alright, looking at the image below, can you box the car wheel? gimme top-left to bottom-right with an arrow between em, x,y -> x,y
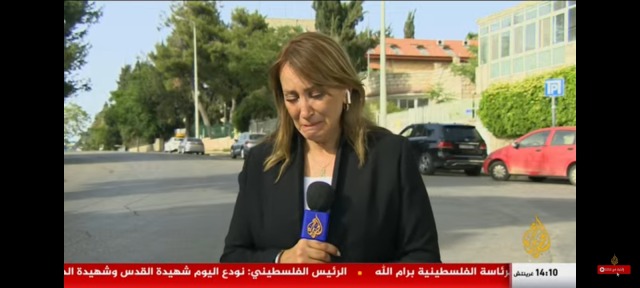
464,167 -> 482,176
418,153 -> 436,175
240,148 -> 245,159
528,176 -> 547,182
230,149 -> 236,159
568,164 -> 576,185
489,161 -> 510,181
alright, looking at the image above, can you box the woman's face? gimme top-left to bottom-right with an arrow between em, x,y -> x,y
280,63 -> 346,145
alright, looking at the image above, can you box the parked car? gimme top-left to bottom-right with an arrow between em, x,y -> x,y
164,137 -> 184,153
399,123 -> 487,176
483,126 -> 576,185
231,132 -> 266,159
178,137 -> 205,155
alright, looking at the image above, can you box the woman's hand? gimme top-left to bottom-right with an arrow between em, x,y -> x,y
279,239 -> 341,263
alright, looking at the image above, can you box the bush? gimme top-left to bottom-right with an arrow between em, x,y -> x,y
478,65 -> 576,139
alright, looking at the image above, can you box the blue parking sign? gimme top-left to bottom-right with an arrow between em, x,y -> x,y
545,78 -> 565,97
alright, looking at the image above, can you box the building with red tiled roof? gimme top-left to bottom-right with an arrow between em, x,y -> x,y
364,38 -> 477,109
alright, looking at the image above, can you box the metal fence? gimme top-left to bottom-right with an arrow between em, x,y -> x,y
249,118 -> 277,134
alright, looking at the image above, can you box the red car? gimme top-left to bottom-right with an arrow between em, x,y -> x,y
483,126 -> 576,185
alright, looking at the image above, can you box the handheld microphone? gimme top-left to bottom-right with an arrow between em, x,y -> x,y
301,181 -> 334,242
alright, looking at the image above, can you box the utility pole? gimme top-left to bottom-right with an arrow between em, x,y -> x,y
193,22 -> 199,138
379,1 -> 387,127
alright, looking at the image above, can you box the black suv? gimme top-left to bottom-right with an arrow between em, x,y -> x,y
399,123 -> 487,176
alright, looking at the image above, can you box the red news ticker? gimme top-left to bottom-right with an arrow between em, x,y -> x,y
64,263 -> 511,288
597,265 -> 631,275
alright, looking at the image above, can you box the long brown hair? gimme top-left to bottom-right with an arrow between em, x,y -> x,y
265,32 -> 376,181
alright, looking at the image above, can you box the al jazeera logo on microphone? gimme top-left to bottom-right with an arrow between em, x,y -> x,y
307,214 -> 323,239
301,181 -> 333,242
302,212 -> 329,241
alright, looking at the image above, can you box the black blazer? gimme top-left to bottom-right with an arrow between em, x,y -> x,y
220,128 -> 441,263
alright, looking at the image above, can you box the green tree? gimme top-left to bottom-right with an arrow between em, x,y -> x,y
232,87 -> 277,132
449,32 -> 478,84
151,1 -> 228,135
64,1 -> 102,100
226,9 -> 300,127
107,61 -> 173,146
83,103 -> 122,150
425,82 -> 454,104
64,103 -> 91,144
404,9 -> 416,39
313,0 -> 381,72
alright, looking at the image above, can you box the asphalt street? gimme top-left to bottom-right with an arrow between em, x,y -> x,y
64,151 -> 575,263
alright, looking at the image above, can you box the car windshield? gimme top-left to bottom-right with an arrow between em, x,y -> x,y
443,126 -> 482,141
186,138 -> 202,143
249,134 -> 265,140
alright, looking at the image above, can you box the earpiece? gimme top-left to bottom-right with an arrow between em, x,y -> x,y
346,89 -> 351,104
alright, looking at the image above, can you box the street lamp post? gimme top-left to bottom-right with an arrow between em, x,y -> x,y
192,22 -> 199,138
379,0 -> 387,127
182,1 -> 200,138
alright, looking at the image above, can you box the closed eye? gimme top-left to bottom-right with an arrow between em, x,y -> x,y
284,94 -> 298,102
310,92 -> 324,99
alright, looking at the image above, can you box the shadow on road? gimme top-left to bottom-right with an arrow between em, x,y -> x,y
64,201 -> 234,263
64,174 -> 239,202
64,152 -> 221,165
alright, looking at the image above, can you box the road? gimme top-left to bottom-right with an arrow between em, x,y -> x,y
64,152 -> 575,263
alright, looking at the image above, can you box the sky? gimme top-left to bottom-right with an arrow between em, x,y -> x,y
67,1 -> 521,119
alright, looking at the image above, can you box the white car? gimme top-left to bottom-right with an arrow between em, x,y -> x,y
164,137 -> 184,153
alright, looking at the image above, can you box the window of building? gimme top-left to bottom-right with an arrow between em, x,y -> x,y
417,45 -> 429,55
513,56 -> 524,73
491,63 -> 500,78
480,36 -> 488,64
569,1 -> 576,6
491,34 -> 499,61
554,13 -> 565,44
538,50 -> 551,68
569,7 -> 576,42
553,1 -> 567,11
501,31 -> 510,58
526,7 -> 538,20
501,16 -> 512,28
514,11 -> 524,25
514,26 -> 524,54
539,17 -> 551,48
490,21 -> 501,32
553,46 -> 566,66
397,99 -> 415,109
443,45 -> 456,57
539,3 -> 551,16
480,26 -> 489,35
525,23 -> 536,51
391,45 -> 401,55
417,99 -> 429,107
525,53 -> 537,71
501,60 -> 512,77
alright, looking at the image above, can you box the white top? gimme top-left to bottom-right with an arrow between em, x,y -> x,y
303,176 -> 332,210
